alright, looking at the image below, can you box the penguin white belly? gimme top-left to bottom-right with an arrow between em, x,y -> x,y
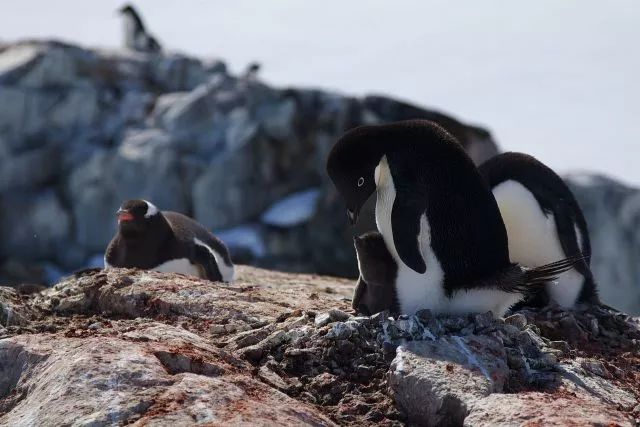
375,157 -> 518,317
152,258 -> 204,278
122,15 -> 137,49
492,180 -> 583,307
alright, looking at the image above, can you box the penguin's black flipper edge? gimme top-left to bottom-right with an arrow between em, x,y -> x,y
192,244 -> 223,282
553,206 -> 593,280
391,196 -> 426,274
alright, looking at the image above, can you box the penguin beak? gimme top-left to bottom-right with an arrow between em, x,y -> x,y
117,209 -> 134,222
347,208 -> 359,226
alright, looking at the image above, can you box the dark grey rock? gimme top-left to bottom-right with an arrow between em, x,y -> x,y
0,190 -> 70,261
504,313 -> 527,330
389,336 -> 508,426
567,174 -> 640,314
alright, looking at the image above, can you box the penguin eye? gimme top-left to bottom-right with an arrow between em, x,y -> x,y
357,177 -> 365,187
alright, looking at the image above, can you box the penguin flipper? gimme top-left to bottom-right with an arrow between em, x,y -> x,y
391,196 -> 427,274
554,207 -> 593,280
192,244 -> 223,282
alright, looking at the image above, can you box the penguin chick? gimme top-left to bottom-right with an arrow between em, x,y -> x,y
352,231 -> 400,316
478,152 -> 598,307
327,120 -> 582,316
104,199 -> 235,282
119,4 -> 162,53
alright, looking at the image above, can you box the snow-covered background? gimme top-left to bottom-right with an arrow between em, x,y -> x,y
1,0 -> 638,184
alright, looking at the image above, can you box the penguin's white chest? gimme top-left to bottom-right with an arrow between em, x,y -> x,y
374,157 -> 446,315
152,258 -> 204,278
122,15 -> 137,48
492,180 -> 584,307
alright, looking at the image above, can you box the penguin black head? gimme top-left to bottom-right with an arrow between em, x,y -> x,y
326,128 -> 384,225
352,231 -> 398,315
116,199 -> 161,238
118,4 -> 136,15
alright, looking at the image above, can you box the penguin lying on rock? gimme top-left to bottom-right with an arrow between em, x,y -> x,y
105,199 -> 235,282
478,152 -> 599,308
327,120 -> 583,317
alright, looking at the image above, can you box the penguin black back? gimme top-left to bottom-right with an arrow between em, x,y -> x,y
328,120 -> 511,294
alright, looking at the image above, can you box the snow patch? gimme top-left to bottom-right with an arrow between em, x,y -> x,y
260,188 -> 321,228
215,224 -> 266,258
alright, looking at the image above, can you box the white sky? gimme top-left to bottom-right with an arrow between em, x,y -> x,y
1,0 -> 638,185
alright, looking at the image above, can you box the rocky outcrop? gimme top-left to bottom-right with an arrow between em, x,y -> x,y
568,174 -> 640,314
1,268 -> 638,425
0,40 -> 497,286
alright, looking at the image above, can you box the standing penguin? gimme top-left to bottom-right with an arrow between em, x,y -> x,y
118,4 -> 162,53
478,152 -> 598,307
243,62 -> 261,82
105,199 -> 235,282
327,120 -> 581,316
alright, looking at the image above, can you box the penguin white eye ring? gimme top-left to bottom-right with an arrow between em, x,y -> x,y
357,177 -> 365,187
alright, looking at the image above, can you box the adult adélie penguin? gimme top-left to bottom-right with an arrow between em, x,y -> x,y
327,119 -> 582,317
478,152 -> 599,308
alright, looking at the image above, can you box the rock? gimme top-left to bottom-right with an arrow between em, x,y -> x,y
0,190 -> 71,262
557,361 -> 637,410
0,146 -> 59,191
1,268 -> 638,425
0,323 -> 334,426
567,174 -> 640,314
0,287 -> 38,327
389,336 -> 509,426
504,313 -> 527,330
578,357 -> 612,379
465,392 -> 634,427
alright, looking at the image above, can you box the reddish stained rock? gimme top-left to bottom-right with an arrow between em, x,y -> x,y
0,323 -> 334,426
1,267 -> 639,426
465,390 -> 634,427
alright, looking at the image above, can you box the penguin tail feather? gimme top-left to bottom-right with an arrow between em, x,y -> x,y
500,255 -> 587,295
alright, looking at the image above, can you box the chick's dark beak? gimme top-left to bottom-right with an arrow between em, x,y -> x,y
347,208 -> 359,226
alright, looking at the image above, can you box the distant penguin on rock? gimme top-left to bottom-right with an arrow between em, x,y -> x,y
243,62 -> 261,82
105,199 -> 235,282
327,120 -> 582,317
478,152 -> 598,307
118,4 -> 162,53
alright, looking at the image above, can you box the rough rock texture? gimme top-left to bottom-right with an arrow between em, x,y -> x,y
0,39 -> 497,286
1,268 -> 638,426
568,174 -> 640,314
